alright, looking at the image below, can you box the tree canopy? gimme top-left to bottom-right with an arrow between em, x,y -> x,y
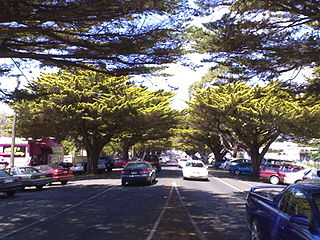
0,0 -> 191,76
192,0 -> 320,81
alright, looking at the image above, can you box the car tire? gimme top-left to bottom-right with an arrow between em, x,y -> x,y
121,180 -> 126,186
234,170 -> 241,175
36,185 -> 44,190
106,167 -> 112,172
6,191 -> 15,197
61,181 -> 68,185
269,176 -> 280,185
251,219 -> 262,240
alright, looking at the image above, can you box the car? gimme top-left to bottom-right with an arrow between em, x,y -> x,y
113,158 -> 129,168
97,160 -> 106,173
0,170 -> 23,196
246,183 -> 320,240
34,164 -> 73,185
159,155 -> 170,164
259,163 -> 306,185
229,162 -> 252,175
99,156 -> 115,172
57,162 -> 74,169
70,162 -> 87,174
121,161 -> 156,186
177,158 -> 188,168
302,168 -> 320,182
143,154 -> 161,171
6,166 -> 54,190
224,158 -> 251,170
182,160 -> 208,180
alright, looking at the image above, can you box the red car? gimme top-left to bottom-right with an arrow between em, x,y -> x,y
35,164 -> 74,185
114,158 -> 129,168
259,164 -> 304,185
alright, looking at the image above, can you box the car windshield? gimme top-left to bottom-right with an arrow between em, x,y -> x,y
125,163 -> 149,169
47,164 -> 63,169
19,167 -> 40,174
0,170 -> 11,177
186,162 -> 204,168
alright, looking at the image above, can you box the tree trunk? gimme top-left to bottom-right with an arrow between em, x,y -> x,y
122,142 -> 130,160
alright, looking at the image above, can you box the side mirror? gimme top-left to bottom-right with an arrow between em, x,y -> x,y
289,215 -> 310,226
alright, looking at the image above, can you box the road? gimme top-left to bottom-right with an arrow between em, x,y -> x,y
0,162 -> 272,240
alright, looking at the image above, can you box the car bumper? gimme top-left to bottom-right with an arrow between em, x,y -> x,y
22,178 -> 53,187
183,174 -> 208,180
53,175 -> 74,182
0,183 -> 23,192
121,174 -> 151,183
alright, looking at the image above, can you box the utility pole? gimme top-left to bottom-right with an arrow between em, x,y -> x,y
9,75 -> 21,167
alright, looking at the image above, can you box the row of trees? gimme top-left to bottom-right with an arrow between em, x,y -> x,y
11,68 -> 179,173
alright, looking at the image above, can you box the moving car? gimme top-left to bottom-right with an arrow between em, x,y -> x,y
35,164 -> 73,185
229,162 -> 252,175
182,160 -> 208,180
6,166 -> 53,190
121,161 -> 156,186
0,170 -> 23,196
246,183 -> 320,240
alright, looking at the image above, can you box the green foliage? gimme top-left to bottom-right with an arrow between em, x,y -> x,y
0,0 -> 192,77
192,0 -> 320,82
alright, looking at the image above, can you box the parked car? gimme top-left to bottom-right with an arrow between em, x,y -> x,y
224,158 -> 251,170
259,164 -> 306,185
114,158 -> 129,168
121,161 -> 156,186
70,162 -> 87,174
143,154 -> 161,172
57,162 -> 74,169
159,155 -> 170,164
0,170 -> 23,196
99,156 -> 115,172
229,162 -> 252,175
182,160 -> 208,180
34,164 -> 73,185
6,166 -> 53,190
246,183 -> 320,240
302,168 -> 320,182
177,158 -> 188,168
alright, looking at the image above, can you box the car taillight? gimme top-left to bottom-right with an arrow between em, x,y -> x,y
141,169 -> 148,174
121,170 -> 125,174
302,177 -> 308,181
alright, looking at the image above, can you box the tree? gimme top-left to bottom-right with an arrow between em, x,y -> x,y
12,68 -> 166,173
192,0 -> 320,82
111,90 -> 179,159
0,0 -> 191,77
190,82 -> 309,176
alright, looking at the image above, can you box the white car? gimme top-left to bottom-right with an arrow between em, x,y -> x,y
177,158 -> 188,168
182,160 -> 208,180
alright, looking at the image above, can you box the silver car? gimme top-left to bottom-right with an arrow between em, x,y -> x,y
7,167 -> 54,190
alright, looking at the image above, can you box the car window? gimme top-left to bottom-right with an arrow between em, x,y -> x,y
0,170 -> 11,177
20,167 -> 40,174
279,188 -> 312,219
186,162 -> 204,167
125,163 -> 149,169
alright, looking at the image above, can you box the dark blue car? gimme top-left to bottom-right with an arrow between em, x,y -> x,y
246,183 -> 320,240
229,162 -> 252,175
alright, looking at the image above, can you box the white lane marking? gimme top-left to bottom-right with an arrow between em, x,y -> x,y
174,183 -> 207,240
212,177 -> 245,193
0,186 -> 117,240
145,182 -> 174,240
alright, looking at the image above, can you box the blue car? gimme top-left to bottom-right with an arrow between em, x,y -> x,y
246,183 -> 320,240
229,162 -> 252,175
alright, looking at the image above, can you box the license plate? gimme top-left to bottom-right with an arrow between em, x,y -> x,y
131,171 -> 137,174
5,179 -> 13,183
40,175 -> 46,178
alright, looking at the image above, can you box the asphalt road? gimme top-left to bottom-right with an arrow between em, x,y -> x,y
0,162 -> 272,240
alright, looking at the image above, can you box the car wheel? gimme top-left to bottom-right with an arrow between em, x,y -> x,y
36,185 -> 44,190
106,167 -> 112,172
6,191 -> 15,197
234,170 -> 241,175
251,219 -> 262,240
269,176 -> 280,185
61,181 -> 68,185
